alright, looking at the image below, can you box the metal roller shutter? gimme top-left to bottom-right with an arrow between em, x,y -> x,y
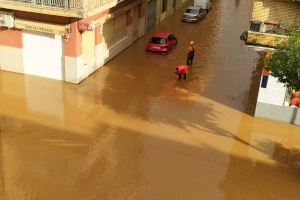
147,0 -> 156,31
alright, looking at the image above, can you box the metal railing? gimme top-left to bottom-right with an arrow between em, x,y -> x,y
0,0 -> 83,9
0,0 -> 115,11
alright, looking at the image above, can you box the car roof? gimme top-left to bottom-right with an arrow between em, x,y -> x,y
151,32 -> 171,38
187,6 -> 201,10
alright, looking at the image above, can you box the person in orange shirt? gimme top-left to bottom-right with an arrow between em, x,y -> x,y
290,97 -> 300,108
175,65 -> 189,80
186,41 -> 195,67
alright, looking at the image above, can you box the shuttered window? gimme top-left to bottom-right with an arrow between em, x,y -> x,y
103,13 -> 127,48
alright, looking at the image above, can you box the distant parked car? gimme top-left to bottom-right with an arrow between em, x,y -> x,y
194,0 -> 213,11
182,6 -> 207,23
146,32 -> 177,54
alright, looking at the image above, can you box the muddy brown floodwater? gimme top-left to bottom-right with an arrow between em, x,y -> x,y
1,0 -> 300,199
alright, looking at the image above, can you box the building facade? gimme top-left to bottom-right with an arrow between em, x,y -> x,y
0,0 -> 186,83
0,0 -> 148,83
246,0 -> 300,125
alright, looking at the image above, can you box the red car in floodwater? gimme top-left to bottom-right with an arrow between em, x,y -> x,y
146,32 -> 177,54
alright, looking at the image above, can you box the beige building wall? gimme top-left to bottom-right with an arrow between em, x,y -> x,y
252,0 -> 300,29
82,30 -> 96,67
64,56 -> 84,83
0,46 -> 24,73
0,28 -> 24,74
65,1 -> 146,83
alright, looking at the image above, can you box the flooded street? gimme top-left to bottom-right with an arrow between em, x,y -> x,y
1,0 -> 300,199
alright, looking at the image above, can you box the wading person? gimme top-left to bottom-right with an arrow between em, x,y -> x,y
186,41 -> 195,67
175,65 -> 189,80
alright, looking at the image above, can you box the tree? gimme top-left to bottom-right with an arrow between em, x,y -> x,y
265,30 -> 300,91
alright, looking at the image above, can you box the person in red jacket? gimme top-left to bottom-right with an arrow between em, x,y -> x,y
175,65 -> 189,80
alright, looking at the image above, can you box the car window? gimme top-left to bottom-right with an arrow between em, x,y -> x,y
186,9 -> 199,14
199,8 -> 206,13
151,37 -> 167,44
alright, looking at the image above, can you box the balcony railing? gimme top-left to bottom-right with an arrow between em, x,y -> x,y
1,0 -> 83,9
0,0 -> 117,17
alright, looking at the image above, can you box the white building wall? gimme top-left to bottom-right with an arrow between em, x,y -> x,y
257,75 -> 287,106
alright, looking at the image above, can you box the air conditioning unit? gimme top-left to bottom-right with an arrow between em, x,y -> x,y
0,11 -> 14,28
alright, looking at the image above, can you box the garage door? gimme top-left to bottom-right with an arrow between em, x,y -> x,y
147,0 -> 156,31
23,31 -> 63,80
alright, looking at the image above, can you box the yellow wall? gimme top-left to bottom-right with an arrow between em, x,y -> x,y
252,0 -> 300,29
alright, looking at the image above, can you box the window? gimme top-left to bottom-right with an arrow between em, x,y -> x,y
186,9 -> 199,14
151,37 -> 167,44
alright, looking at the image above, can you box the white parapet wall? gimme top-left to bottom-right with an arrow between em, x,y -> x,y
255,102 -> 300,125
255,74 -> 300,125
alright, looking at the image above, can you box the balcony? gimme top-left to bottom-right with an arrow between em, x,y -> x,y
246,20 -> 291,48
246,31 -> 288,48
0,0 -> 118,18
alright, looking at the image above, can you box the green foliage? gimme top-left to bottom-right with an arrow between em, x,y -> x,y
265,30 -> 300,90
